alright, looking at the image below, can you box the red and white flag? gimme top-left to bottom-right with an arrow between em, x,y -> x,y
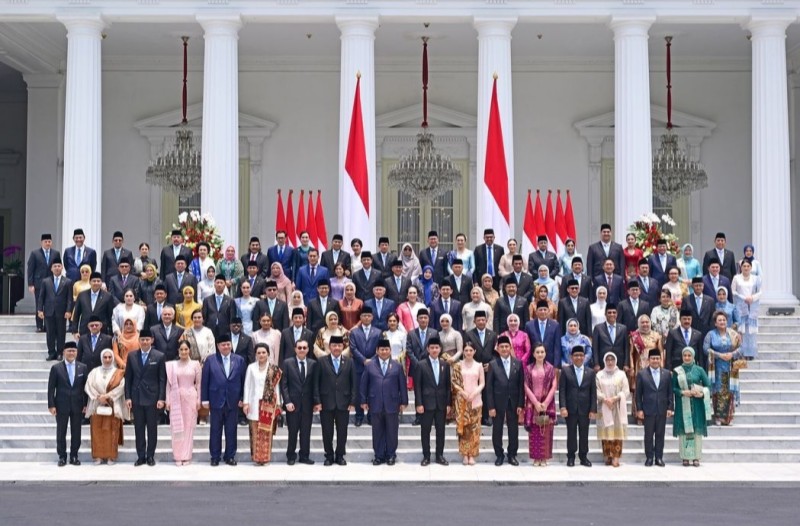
480,76 -> 512,243
544,190 -> 556,250
275,190 -> 287,242
555,190 -> 567,256
343,75 -> 371,249
306,190 -> 318,250
521,190 -> 537,256
315,191 -> 329,251
565,190 -> 577,243
533,190 -> 545,241
286,190 -> 297,247
296,189 -> 306,240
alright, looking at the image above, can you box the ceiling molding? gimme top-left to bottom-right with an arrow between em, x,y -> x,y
133,102 -> 278,139
0,22 -> 63,74
377,101 -> 477,128
574,103 -> 717,137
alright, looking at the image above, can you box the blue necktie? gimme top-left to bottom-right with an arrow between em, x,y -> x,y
76,248 -> 82,265
540,322 -> 546,339
381,360 -> 387,376
503,358 -> 510,378
216,296 -> 222,311
67,362 -> 74,386
224,355 -> 230,378
45,250 -> 49,265
91,334 -> 98,350
141,352 -> 148,366
576,367 -> 583,385
609,324 -> 615,343
91,293 -> 98,310
479,331 -> 485,346
420,330 -> 426,347
177,273 -> 183,288
653,369 -> 660,388
487,246 -> 494,276
54,277 -> 60,291
684,329 -> 691,345
432,360 -> 439,384
334,357 -> 340,375
279,246 -> 283,258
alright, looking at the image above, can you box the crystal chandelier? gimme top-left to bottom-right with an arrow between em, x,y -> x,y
145,36 -> 201,197
388,36 -> 462,201
652,36 -> 708,204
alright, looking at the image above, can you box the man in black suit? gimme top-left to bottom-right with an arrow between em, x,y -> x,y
70,272 -> 117,337
230,318 -> 255,365
101,231 -> 133,286
558,279 -> 592,337
315,335 -> 357,466
280,308 -> 314,363
364,283 -> 395,331
27,233 -> 60,332
414,337 -> 451,466
281,339 -> 319,465
417,230 -> 448,284
240,236 -> 269,278
592,303 -> 629,371
464,311 -> 497,426
151,306 -> 181,361
160,229 -> 193,279
405,308 -> 439,375
253,280 -> 289,331
586,223 -> 624,278
144,284 -> 172,329
648,239 -> 678,287
320,234 -> 352,274
124,328 -> 167,466
63,228 -> 98,283
528,235 -> 559,280
474,228 -> 504,290
591,258 -> 626,304
635,349 -> 674,466
107,257 -> 140,302
508,255 -> 535,302
494,275 -> 530,333
702,232 -> 736,280
446,258 -> 474,305
164,255 -> 198,305
558,256 -> 591,300
702,258 -> 732,299
349,306 -> 382,427
429,282 -> 462,332
77,316 -> 112,372
372,236 -> 398,279
47,342 -> 87,466
617,281 -> 651,333
202,275 -> 234,338
37,258 -> 74,361
486,335 -> 525,466
683,276 -> 715,338
558,345 -> 597,467
306,278 -> 341,334
637,259 -> 661,307
384,260 -> 411,304
238,260 -> 266,299
665,307 -> 706,370
526,300 -> 563,367
352,251 -> 382,301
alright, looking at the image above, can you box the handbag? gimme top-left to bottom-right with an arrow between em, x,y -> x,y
96,405 -> 113,416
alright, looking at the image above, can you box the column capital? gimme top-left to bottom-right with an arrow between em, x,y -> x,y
335,16 -> 379,37
608,15 -> 655,36
57,13 -> 107,35
197,14 -> 242,36
23,73 -> 63,89
744,12 -> 796,37
473,17 -> 517,37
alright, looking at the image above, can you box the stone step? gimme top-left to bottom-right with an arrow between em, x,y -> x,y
734,370 -> 800,380
738,379 -> 800,390
0,332 -> 51,342
740,360 -> 800,370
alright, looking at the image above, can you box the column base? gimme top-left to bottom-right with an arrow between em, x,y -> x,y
759,291 -> 800,308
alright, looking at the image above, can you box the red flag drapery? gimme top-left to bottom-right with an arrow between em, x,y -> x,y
315,191 -> 329,251
565,190 -> 577,243
286,190 -> 297,247
544,190 -> 556,249
296,189 -> 306,239
555,190 -> 567,255
533,190 -> 545,239
483,77 -> 511,227
306,191 -> 318,250
275,190 -> 287,238
522,190 -> 537,256
345,76 -> 370,216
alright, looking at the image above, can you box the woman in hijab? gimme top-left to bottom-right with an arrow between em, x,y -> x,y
338,282 -> 363,330
529,284 -> 558,321
165,340 -> 202,466
560,318 -> 593,368
197,265 -> 219,302
84,349 -> 127,465
673,346 -> 712,466
175,286 -> 202,329
72,264 -> 93,302
251,314 -> 282,366
413,265 -> 439,307
288,290 -> 307,319
480,274 -> 500,309
677,243 -> 702,285
534,264 -> 558,302
138,263 -> 161,306
502,313 -> 530,365
589,286 -> 608,331
596,352 -> 630,467
714,286 -> 740,331
113,318 -> 139,370
269,262 -> 294,303
438,313 -> 464,364
399,243 -> 422,282
216,245 -> 243,294
737,244 -> 762,276
314,311 -> 351,359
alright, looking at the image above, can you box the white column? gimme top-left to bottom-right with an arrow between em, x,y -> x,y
337,16 -> 378,250
198,15 -> 241,248
747,15 -> 798,305
610,16 -> 654,242
475,17 -> 516,244
58,16 -> 104,250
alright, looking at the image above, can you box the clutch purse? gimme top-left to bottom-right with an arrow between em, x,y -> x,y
690,384 -> 704,397
732,358 -> 748,373
95,405 -> 113,416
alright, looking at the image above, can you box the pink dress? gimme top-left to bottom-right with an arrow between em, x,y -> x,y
166,360 -> 202,462
461,361 -> 483,409
503,329 -> 531,365
525,363 -> 557,461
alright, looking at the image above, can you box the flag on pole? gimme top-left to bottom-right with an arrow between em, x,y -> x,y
275,190 -> 287,241
521,190 -> 537,257
545,190 -> 556,250
481,75 -> 511,242
343,74 -> 371,248
555,190 -> 567,256
533,190 -> 545,240
296,189 -> 306,239
565,190 -> 577,243
286,190 -> 297,247
306,190 -> 318,250
315,191 -> 329,251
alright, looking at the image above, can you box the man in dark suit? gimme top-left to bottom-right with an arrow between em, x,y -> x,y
163,255 -> 198,305
414,337 -> 451,466
240,236 -> 270,278
295,249 -> 329,303
349,307 -> 382,426
364,283 -> 395,331
617,281 -> 651,333
406,308 -> 439,373
636,259 -> 661,307
592,258 -> 626,304
486,335 -> 525,466
558,256 -> 591,300
280,308 -> 315,363
429,282 -> 462,332
683,277 -> 715,338
252,280 -> 289,331
360,338 -> 408,465
101,231 -> 133,286
267,230 -> 295,281
70,272 -> 117,337
315,335 -> 357,466
63,228 -> 98,283
160,229 -> 193,278
648,239 -> 678,287
320,234 -> 352,274
47,342 -> 87,466
528,235 -> 559,280
371,236 -> 398,279
352,251 -> 382,301
306,278 -> 341,334
202,275 -> 234,338
703,258 -> 732,299
464,311 -> 497,426
558,345 -> 597,467
494,276 -> 530,334
37,258 -> 74,361
124,328 -> 167,466
384,260 -> 412,304
230,318 -> 255,365
27,233 -> 60,332
239,260 -> 267,299
76,316 -> 112,372
201,334 -> 247,466
107,257 -> 140,302
635,349 -> 674,466
445,259 -> 474,305
151,306 -> 181,361
474,228 -> 504,289
280,339 -> 319,465
592,303 -> 629,371
558,279 -> 592,337
526,300 -> 562,367
666,307 -> 706,370
702,232 -> 736,280
585,223 -> 624,278
417,230 -> 448,284
144,284 -> 172,329
508,255 -> 535,302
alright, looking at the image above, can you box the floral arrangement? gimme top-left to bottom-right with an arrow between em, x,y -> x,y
628,213 -> 680,257
166,211 -> 225,261
1,245 -> 23,275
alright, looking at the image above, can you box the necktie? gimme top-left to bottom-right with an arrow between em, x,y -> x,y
224,355 -> 230,378
503,358 -> 510,378
177,273 -> 183,288
576,367 -> 583,385
91,293 -> 97,310
540,322 -> 546,338
76,248 -> 82,265
713,277 -> 718,289
165,325 -> 171,339
157,303 -> 162,321
607,275 -> 612,287
54,277 -> 60,291
381,360 -> 387,376
653,369 -> 660,388
487,246 -> 494,276
396,277 -> 401,291
251,253 -> 256,262
115,249 -> 120,262
294,329 -> 301,342
509,296 -> 515,311
174,245 -> 179,258
279,246 -> 284,258
609,324 -> 615,343
432,248 -> 437,261
67,362 -> 74,386
250,277 -> 255,288
45,250 -> 49,265
432,360 -> 439,384
321,298 -> 327,312
376,301 -> 382,317
572,298 -> 577,313
479,330 -> 485,346
382,254 -> 387,266
311,266 -> 316,279
684,329 -> 690,345
642,280 -> 649,293
334,357 -> 340,375
122,275 -> 127,287
216,296 -> 222,311
696,296 -> 702,311
632,300 -> 638,315
91,334 -> 97,350
603,244 -> 609,257
443,300 -> 449,314
299,360 -> 306,382
420,329 -> 426,347
141,352 -> 148,366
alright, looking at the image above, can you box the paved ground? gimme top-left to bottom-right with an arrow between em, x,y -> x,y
2,484 -> 796,526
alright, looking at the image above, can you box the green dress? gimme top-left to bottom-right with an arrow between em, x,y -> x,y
672,364 -> 711,460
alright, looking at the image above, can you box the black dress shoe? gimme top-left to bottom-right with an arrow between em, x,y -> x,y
645,458 -> 654,467
335,458 -> 347,466
324,459 -> 334,466
238,418 -> 248,426
412,416 -> 421,426
134,458 -> 146,466
298,458 -> 315,465
386,457 -> 396,466
69,458 -> 80,466
210,459 -> 220,466
58,458 -> 67,467
566,458 -> 575,467
286,459 -> 296,465
507,456 -> 519,466
354,417 -> 363,427
495,456 -> 504,466
655,458 -> 666,467
372,458 -> 384,466
146,457 -> 156,466
435,456 -> 449,466
420,457 -> 430,466
225,458 -> 237,466
580,458 -> 592,467
482,418 -> 493,427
